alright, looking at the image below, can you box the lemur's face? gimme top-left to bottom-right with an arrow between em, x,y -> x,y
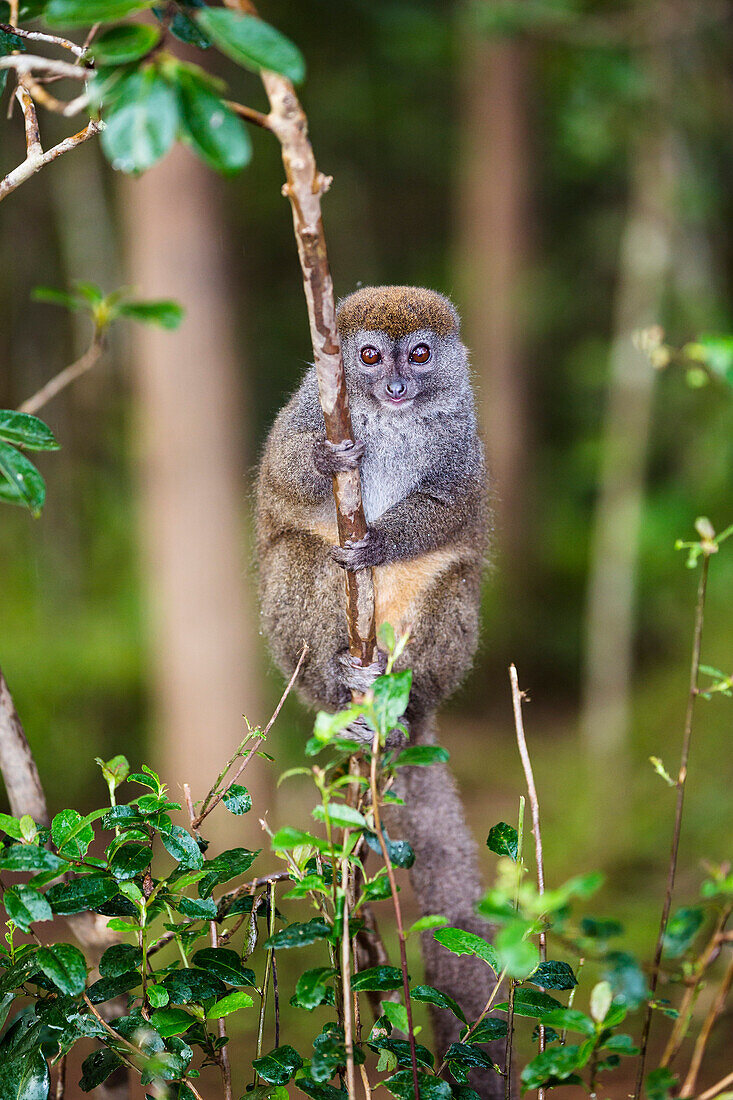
342,328 -> 466,412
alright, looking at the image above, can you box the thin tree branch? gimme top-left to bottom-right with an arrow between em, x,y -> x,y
0,23 -> 85,56
0,116 -> 101,203
193,644 -> 307,830
510,664 -> 547,1090
17,83 -> 41,157
634,556 -> 710,1097
19,331 -> 106,415
225,0 -> 376,670
679,952 -> 733,1098
0,53 -> 87,80
225,100 -> 272,130
695,1069 -> 733,1100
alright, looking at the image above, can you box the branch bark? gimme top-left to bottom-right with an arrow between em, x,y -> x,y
225,0 -> 376,668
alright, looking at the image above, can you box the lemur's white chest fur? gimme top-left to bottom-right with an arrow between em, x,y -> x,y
353,406 -> 423,523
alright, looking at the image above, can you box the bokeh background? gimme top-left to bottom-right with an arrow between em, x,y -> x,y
1,0 -> 732,1092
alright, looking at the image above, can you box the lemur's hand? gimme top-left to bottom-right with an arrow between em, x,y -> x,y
342,713 -> 408,752
331,528 -> 388,571
338,649 -> 387,693
313,437 -> 365,476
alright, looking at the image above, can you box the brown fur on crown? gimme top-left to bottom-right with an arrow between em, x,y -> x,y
336,285 -> 458,341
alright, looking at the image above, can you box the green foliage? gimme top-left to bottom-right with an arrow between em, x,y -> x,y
486,821 -> 519,860
194,8 -> 305,84
0,412 -> 59,517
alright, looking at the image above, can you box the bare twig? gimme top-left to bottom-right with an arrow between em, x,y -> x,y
19,331 -> 105,414
510,664 -> 547,1086
271,880 -> 280,1048
53,1054 -> 66,1100
634,556 -> 710,1097
438,963 -> 509,1074
695,1069 -> 733,1100
0,116 -> 101,203
17,83 -> 41,157
226,100 -> 272,130
0,664 -> 49,823
0,53 -> 87,80
341,856 -> 356,1099
0,23 -> 85,56
679,952 -> 733,1097
193,644 -> 307,830
225,0 -> 376,670
369,729 -> 420,1099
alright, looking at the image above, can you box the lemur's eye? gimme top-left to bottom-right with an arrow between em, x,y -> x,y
409,343 -> 431,365
360,346 -> 381,366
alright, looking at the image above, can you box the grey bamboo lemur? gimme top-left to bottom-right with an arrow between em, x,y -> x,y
256,286 -> 502,1095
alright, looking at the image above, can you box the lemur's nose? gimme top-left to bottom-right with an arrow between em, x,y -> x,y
386,379 -> 407,398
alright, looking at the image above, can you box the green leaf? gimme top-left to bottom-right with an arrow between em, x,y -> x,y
521,1045 -> 583,1089
101,68 -> 178,174
206,989 -> 253,1018
381,1001 -> 408,1032
160,824 -> 204,869
96,753 -> 130,790
86,970 -> 141,1004
80,1048 -> 124,1092
297,1076 -> 348,1100
174,895 -> 217,919
372,670 -> 412,733
540,1008 -> 595,1036
384,1070 -> 452,1100
312,802 -> 367,830
221,783 -> 253,815
191,947 -> 256,987
408,914 -> 448,936
645,1067 -> 678,1100
580,916 -> 623,939
529,960 -> 577,990
0,814 -> 24,841
0,443 -> 46,516
0,844 -> 64,873
601,1033 -> 639,1055
147,984 -> 169,1007
371,1038 -> 434,1071
90,23 -> 160,64
496,919 -> 540,979
271,827 -> 331,854
698,334 -> 733,388
603,951 -> 648,1010
252,1044 -> 304,1085
433,927 -> 499,973
486,821 -> 518,860
350,965 -> 403,992
0,1053 -> 50,1100
496,988 -> 563,1018
36,943 -> 87,995
117,299 -> 185,329
166,9 -> 211,49
264,918 -> 331,950
394,744 -> 449,767
0,27 -> 24,94
411,983 -> 466,1023
45,875 -> 119,914
109,841 -> 150,880
460,1017 -> 508,1043
364,828 -> 414,868
199,846 -> 259,897
45,0 -> 156,25
51,809 -> 94,859
293,967 -> 334,1010
664,907 -> 704,958
0,412 -> 59,452
195,8 -> 305,83
3,885 -> 52,931
444,1043 -> 498,1085
163,968 -> 226,1004
174,64 -> 251,175
149,1007 -> 196,1037
590,980 -> 613,1023
99,943 -> 142,978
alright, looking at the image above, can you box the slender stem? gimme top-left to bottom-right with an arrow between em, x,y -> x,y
0,53 -> 87,79
679,952 -> 733,1097
19,332 -> 105,415
634,556 -> 710,1098
509,664 -> 547,1090
0,116 -> 101,203
341,866 -> 356,1099
254,897 -> 275,1084
369,729 -> 420,1098
53,1055 -> 66,1100
226,100 -> 272,130
695,1069 -> 733,1100
193,645 -> 307,829
438,964 -> 509,1074
0,23 -> 85,56
270,879 -> 280,1048
504,796 -> 525,1100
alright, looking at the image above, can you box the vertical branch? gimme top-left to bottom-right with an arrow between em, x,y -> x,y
634,556 -> 710,1098
224,0 -> 375,668
679,953 -> 733,1098
509,665 -> 547,1089
0,665 -> 49,824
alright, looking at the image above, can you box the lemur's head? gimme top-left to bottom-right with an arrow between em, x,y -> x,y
336,286 -> 469,412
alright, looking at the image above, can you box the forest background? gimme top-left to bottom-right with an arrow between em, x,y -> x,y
0,0 -> 732,1092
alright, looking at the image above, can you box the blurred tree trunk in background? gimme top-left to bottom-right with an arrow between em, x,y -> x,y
455,17 -> 532,581
581,45 -> 677,764
121,147 -> 266,832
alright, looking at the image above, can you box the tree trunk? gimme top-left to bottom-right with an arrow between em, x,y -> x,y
121,146 -> 266,837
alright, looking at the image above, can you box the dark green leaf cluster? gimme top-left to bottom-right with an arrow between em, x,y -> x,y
0,412 -> 59,516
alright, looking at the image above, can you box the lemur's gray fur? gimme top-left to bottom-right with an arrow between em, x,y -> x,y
256,286 -> 503,1097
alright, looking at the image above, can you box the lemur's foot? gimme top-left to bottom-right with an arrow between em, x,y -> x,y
331,529 -> 388,571
313,437 -> 365,476
338,649 -> 387,693
341,714 -> 408,752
